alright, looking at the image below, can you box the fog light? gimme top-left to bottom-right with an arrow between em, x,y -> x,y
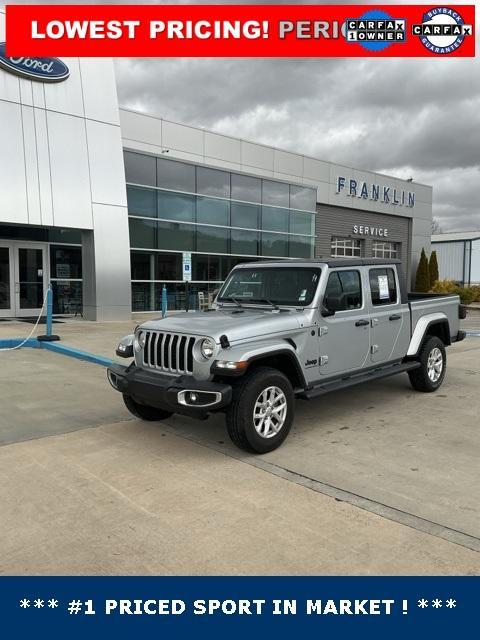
177,390 -> 222,407
107,370 -> 118,390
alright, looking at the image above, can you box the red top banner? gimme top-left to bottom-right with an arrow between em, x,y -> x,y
5,4 -> 476,57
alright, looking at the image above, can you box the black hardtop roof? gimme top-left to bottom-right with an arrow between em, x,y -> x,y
234,258 -> 402,268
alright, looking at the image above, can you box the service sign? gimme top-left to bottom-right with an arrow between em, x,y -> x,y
0,43 -> 69,82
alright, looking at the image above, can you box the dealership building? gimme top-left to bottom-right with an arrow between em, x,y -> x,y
0,32 -> 432,320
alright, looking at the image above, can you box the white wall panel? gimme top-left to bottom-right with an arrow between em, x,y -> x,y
44,58 -> 84,118
163,120 -> 204,155
33,108 -> 54,226
19,80 -> 33,107
470,240 -> 480,284
241,141 -> 274,172
0,100 -> 28,223
86,120 -> 127,207
433,242 -> 465,282
120,109 -> 162,146
204,131 -> 241,164
20,105 -> 41,225
47,111 -> 93,229
0,71 -> 20,103
303,157 -> 330,183
80,58 -> 120,125
32,83 -> 45,109
274,149 -> 303,177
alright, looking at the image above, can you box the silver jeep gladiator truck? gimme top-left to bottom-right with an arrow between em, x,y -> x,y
107,259 -> 466,453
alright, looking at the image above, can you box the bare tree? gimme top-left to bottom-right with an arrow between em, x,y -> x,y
431,218 -> 442,234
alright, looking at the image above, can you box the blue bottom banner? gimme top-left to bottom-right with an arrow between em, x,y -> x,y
1,576 -> 477,638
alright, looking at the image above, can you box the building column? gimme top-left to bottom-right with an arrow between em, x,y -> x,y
82,203 -> 131,321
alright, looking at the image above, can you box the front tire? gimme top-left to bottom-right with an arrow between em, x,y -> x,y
226,367 -> 294,453
408,336 -> 446,392
123,394 -> 173,421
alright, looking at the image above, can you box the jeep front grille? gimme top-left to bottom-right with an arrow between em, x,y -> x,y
142,331 -> 195,374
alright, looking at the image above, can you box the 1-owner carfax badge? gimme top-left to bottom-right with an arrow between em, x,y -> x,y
412,7 -> 472,54
0,43 -> 69,81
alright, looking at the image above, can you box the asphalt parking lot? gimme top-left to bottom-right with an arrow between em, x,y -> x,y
0,314 -> 479,575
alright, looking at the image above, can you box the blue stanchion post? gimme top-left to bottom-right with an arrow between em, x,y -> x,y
37,284 -> 60,342
161,284 -> 168,318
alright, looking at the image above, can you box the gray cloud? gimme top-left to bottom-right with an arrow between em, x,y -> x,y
9,0 -> 480,231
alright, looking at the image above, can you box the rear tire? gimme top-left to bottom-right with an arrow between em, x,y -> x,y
226,367 -> 294,453
123,394 -> 173,421
408,336 -> 446,392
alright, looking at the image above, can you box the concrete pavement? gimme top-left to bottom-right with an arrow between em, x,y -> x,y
0,316 -> 479,574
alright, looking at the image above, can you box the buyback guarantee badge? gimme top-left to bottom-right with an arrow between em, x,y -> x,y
412,6 -> 473,54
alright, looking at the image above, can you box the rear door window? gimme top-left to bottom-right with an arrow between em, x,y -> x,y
369,268 -> 398,305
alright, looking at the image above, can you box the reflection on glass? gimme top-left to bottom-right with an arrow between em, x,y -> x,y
18,248 -> 44,309
0,247 -> 10,310
127,187 -> 157,217
261,233 -> 288,257
157,158 -> 195,192
158,192 -> 195,222
196,197 -> 229,226
196,167 -> 230,198
262,207 -> 289,232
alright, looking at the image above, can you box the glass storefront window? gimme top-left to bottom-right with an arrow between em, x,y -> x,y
127,186 -> 157,218
196,167 -> 230,198
50,246 -> 82,279
196,226 -> 229,253
196,197 -> 230,226
131,251 -> 152,280
289,235 -> 314,258
231,202 -> 260,229
48,228 -> 82,244
156,252 -> 182,280
51,281 -> 82,315
262,180 -> 289,207
231,229 -> 258,256
157,157 -> 195,192
290,185 -> 316,211
261,233 -> 288,257
157,221 -> 195,252
290,211 -> 315,236
231,173 -> 261,203
262,206 -> 289,233
124,151 -> 156,186
129,218 -> 157,249
193,254 -> 223,281
158,191 -> 195,222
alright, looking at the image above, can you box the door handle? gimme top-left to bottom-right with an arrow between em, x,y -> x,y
389,314 -> 401,321
355,319 -> 369,327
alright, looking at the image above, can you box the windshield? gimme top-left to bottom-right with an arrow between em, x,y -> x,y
217,267 -> 321,307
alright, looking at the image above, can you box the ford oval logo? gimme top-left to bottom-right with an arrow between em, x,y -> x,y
0,43 -> 69,82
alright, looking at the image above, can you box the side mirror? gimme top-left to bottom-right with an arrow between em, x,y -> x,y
321,303 -> 335,318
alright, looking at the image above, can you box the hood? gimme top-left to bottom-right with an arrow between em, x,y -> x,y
139,308 -> 305,344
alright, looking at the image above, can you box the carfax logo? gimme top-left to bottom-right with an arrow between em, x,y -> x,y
412,7 -> 472,54
345,9 -> 406,52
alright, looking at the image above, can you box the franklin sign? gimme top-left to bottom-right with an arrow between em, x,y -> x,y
336,176 -> 415,208
0,43 -> 69,82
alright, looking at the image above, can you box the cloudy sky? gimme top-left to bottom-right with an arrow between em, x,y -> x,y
14,0 -> 480,231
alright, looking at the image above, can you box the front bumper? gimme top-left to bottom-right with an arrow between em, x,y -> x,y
107,363 -> 232,418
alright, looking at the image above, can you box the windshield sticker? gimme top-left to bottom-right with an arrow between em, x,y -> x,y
299,289 -> 307,301
378,275 -> 390,300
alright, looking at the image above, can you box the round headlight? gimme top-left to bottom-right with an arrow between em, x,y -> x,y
134,330 -> 146,351
200,338 -> 215,359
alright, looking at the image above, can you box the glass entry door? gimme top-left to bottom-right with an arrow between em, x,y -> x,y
0,242 -> 14,318
14,243 -> 48,317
